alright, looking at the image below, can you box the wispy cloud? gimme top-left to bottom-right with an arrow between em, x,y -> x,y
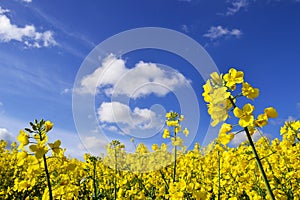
22,0 -> 32,3
30,6 -> 95,48
225,0 -> 249,16
203,25 -> 242,40
181,24 -> 190,33
0,6 -> 56,48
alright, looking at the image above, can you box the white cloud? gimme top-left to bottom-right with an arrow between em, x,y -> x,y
203,26 -> 242,40
0,128 -> 15,146
78,54 -> 190,98
97,102 -> 164,135
0,7 -> 10,14
0,7 -> 56,48
226,0 -> 249,16
78,135 -> 108,154
230,130 -> 262,145
22,0 -> 32,2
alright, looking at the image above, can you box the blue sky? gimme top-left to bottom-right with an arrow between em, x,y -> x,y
0,0 -> 299,158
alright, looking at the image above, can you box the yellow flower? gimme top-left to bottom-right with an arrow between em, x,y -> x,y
171,137 -> 183,146
175,126 -> 181,134
255,113 -> 268,127
233,103 -> 254,127
210,72 -> 223,86
223,68 -> 244,89
218,132 -> 234,145
166,112 -> 172,119
218,123 -> 234,145
242,82 -> 259,100
29,143 -> 48,159
152,144 -> 159,151
166,120 -> 179,127
48,139 -> 61,154
219,123 -> 232,134
163,129 -> 170,138
44,120 -> 53,132
210,87 -> 230,105
208,102 -> 229,127
183,128 -> 189,136
202,80 -> 213,103
17,130 -> 29,150
17,151 -> 28,166
264,107 -> 278,118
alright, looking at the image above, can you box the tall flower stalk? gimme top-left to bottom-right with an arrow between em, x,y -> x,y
202,68 -> 277,199
163,112 -> 189,183
17,119 -> 59,200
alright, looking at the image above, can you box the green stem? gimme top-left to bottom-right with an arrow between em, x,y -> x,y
39,133 -> 53,200
229,97 -> 275,200
114,148 -> 117,200
93,159 -> 98,200
42,154 -> 53,200
218,151 -> 221,200
159,170 -> 169,192
173,134 -> 177,183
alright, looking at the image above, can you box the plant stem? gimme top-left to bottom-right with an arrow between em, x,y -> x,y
218,151 -> 221,200
173,134 -> 177,183
114,148 -> 117,200
38,132 -> 53,200
228,97 -> 275,200
244,127 -> 275,200
93,159 -> 98,200
42,154 -> 53,200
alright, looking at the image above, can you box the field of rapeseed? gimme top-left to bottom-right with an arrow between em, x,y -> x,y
0,68 -> 299,199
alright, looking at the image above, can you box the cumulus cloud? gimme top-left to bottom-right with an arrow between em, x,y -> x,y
0,128 -> 15,146
203,26 -> 242,40
77,54 -> 190,98
0,6 -> 56,48
97,102 -> 164,135
226,0 -> 249,15
22,0 -> 32,3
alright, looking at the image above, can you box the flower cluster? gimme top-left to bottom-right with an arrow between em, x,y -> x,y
0,120 -> 300,199
203,68 -> 278,142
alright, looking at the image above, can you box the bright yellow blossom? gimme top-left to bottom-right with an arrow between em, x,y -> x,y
255,113 -> 268,127
29,143 -> 48,159
264,107 -> 278,118
44,120 -> 53,132
223,68 -> 244,89
48,140 -> 61,154
242,82 -> 259,100
233,103 -> 255,127
17,130 -> 29,150
163,129 -> 170,138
